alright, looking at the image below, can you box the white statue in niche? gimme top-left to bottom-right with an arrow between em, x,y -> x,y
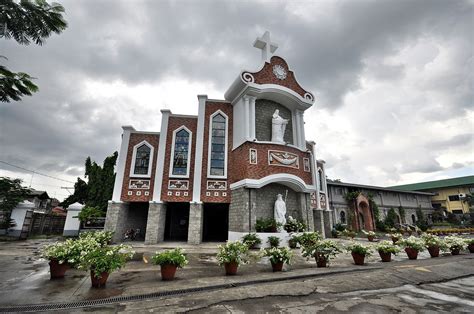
271,109 -> 288,143
274,194 -> 287,230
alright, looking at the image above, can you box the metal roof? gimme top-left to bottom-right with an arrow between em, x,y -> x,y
327,180 -> 434,195
388,175 -> 474,191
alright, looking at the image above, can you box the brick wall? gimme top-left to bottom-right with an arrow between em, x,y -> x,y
243,56 -> 311,98
200,101 -> 233,203
230,142 -> 313,185
255,99 -> 293,144
161,116 -> 198,202
121,133 -> 159,202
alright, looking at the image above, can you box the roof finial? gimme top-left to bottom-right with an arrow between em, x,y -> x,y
253,31 -> 278,63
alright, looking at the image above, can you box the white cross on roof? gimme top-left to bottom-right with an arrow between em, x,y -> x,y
253,31 -> 278,63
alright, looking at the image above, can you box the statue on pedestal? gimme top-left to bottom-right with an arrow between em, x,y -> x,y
271,109 -> 288,143
274,194 -> 287,231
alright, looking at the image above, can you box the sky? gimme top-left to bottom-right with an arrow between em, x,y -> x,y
1,0 -> 473,201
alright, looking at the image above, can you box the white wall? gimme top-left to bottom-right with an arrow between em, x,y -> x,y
63,202 -> 83,236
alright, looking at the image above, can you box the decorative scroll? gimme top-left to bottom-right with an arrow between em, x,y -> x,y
304,92 -> 314,102
303,158 -> 310,172
249,148 -> 257,164
168,180 -> 189,190
320,194 -> 327,208
268,150 -> 299,169
241,72 -> 255,83
207,180 -> 227,191
129,179 -> 150,190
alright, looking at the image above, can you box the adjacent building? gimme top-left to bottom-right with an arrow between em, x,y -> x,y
390,175 -> 474,214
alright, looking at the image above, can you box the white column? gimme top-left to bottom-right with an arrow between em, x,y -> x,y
293,110 -> 300,147
192,95 -> 207,202
152,109 -> 171,202
243,96 -> 250,140
249,96 -> 256,140
299,111 -> 306,149
310,142 -> 321,209
112,126 -> 135,202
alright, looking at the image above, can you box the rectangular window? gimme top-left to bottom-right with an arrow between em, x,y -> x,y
448,195 -> 460,201
209,113 -> 227,177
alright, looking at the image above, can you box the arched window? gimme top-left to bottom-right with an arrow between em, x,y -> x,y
130,141 -> 153,177
411,214 -> 416,224
340,211 -> 346,224
170,127 -> 191,177
318,169 -> 324,191
208,111 -> 228,178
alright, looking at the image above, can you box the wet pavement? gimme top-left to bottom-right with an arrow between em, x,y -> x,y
0,237 -> 473,312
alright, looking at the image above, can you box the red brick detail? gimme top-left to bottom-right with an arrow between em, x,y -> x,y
161,116 -> 198,202
230,142 -> 313,186
200,102 -> 233,203
121,133 -> 159,202
243,56 -> 312,98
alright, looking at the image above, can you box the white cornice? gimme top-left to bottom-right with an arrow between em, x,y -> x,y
230,173 -> 316,193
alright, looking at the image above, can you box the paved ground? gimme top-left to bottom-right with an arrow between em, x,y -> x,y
0,237 -> 473,313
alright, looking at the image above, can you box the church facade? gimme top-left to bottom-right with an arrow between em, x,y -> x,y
104,32 -> 333,244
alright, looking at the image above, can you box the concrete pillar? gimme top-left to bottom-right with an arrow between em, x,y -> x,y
313,209 -> 326,239
298,193 -> 314,232
105,201 -> 129,243
323,210 -> 332,238
187,203 -> 203,244
229,187 -> 250,233
63,202 -> 83,237
145,202 -> 166,244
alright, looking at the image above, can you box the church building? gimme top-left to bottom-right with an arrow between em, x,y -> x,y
104,32 -> 333,244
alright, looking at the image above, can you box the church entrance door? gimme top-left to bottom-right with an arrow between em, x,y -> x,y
202,203 -> 229,242
164,203 -> 189,241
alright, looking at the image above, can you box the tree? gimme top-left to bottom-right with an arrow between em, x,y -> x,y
0,0 -> 67,102
61,152 -> 118,212
0,177 -> 31,229
384,208 -> 398,229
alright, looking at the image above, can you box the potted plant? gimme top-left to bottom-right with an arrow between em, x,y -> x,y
464,238 -> 474,253
342,229 -> 357,239
297,232 -> 322,247
262,247 -> 293,272
79,230 -> 115,246
41,239 -> 78,279
151,248 -> 188,281
444,236 -> 466,255
362,230 -> 376,242
386,232 -> 403,244
346,242 -> 372,265
375,240 -> 400,262
216,241 -> 249,276
78,244 -> 134,288
242,233 -> 261,249
268,236 -> 281,248
301,239 -> 341,267
288,234 -> 300,249
421,234 -> 445,258
284,216 -> 306,233
399,236 -> 424,260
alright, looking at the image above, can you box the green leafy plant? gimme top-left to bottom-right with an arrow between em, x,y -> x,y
255,218 -> 279,232
216,241 -> 249,266
297,232 -> 322,247
341,229 -> 357,239
421,234 -> 446,249
334,223 -> 346,232
399,236 -> 425,252
0,177 -> 31,230
465,238 -> 474,245
345,242 -> 373,256
284,216 -> 306,232
268,236 -> 281,248
375,240 -> 400,254
262,247 -> 293,265
151,248 -> 188,268
77,244 -> 134,278
77,206 -> 105,223
301,239 -> 342,263
444,236 -> 466,251
242,233 -> 262,248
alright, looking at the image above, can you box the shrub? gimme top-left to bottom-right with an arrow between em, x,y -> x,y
263,247 -> 293,265
341,229 -> 357,239
375,240 -> 400,254
242,233 -> 261,248
444,236 -> 466,251
421,234 -> 446,249
384,208 -> 398,228
399,236 -> 425,252
77,244 -> 134,278
345,242 -> 373,256
298,232 -> 322,247
151,248 -> 188,268
255,218 -> 279,232
77,206 -> 105,223
268,236 -> 281,248
334,223 -> 346,232
216,241 -> 249,266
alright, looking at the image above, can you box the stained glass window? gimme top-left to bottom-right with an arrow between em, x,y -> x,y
210,113 -> 226,176
134,144 -> 151,175
172,129 -> 190,176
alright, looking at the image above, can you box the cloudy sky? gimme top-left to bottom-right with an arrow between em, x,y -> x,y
1,0 -> 473,200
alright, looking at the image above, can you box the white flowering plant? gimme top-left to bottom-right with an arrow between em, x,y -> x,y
375,240 -> 401,254
41,239 -> 79,265
263,247 -> 293,265
399,236 -> 425,252
421,234 -> 447,249
444,236 -> 466,251
151,248 -> 188,268
77,244 -> 134,278
362,230 -> 376,237
79,230 -> 114,247
345,242 -> 373,256
301,239 -> 342,263
216,241 -> 249,266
